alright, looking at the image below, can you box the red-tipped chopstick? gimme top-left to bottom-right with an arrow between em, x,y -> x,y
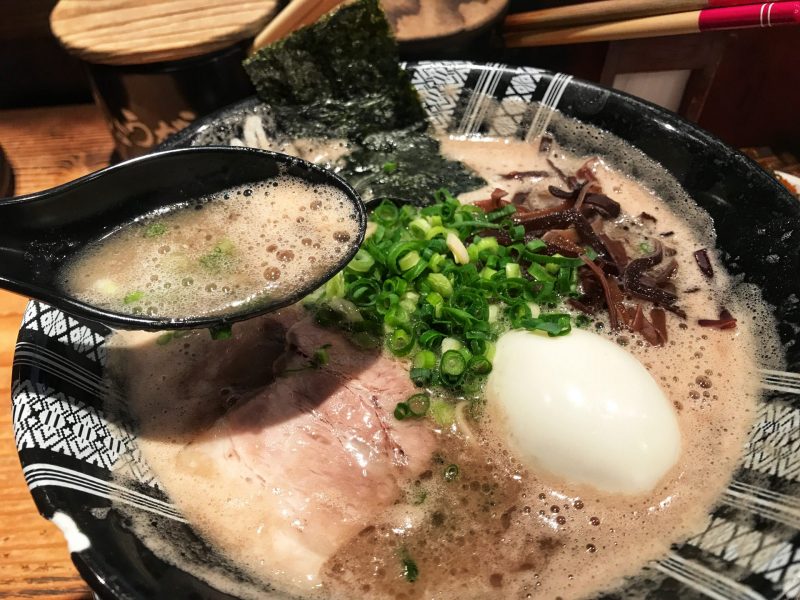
505,2 -> 800,47
504,0 -> 797,32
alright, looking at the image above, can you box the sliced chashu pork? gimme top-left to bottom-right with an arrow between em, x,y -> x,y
161,316 -> 436,594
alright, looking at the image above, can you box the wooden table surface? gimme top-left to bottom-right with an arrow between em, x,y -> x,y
0,103 -> 112,600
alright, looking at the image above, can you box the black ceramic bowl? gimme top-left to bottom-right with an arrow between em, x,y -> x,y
12,61 -> 800,600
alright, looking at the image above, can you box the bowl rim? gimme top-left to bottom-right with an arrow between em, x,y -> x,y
14,59 -> 800,600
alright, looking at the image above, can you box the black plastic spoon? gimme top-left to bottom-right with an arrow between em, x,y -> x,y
0,146 -> 366,331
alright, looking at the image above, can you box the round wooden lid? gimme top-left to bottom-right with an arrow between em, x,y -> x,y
51,0 -> 279,66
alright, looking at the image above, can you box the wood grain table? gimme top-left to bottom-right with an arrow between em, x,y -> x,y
0,103 -> 112,600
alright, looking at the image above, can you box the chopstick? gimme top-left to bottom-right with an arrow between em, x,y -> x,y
250,0 -> 350,53
504,0 -> 792,32
504,1 -> 800,46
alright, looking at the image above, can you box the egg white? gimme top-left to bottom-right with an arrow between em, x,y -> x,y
486,329 -> 681,494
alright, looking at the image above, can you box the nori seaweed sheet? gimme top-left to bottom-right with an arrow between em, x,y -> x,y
339,127 -> 485,201
242,0 -> 484,202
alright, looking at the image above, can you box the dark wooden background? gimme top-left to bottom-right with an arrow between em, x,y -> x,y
0,0 -> 800,155
2,0 -> 799,152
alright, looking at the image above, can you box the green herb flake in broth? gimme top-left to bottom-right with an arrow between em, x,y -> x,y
311,343 -> 331,368
443,464 -> 460,482
400,552 -> 419,583
123,291 -> 144,304
199,240 -> 235,273
144,222 -> 167,238
209,324 -> 233,340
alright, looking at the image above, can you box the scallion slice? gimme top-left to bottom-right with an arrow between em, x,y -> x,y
440,350 -> 467,376
387,328 -> 415,356
394,402 -> 411,420
443,464 -> 460,481
407,393 -> 430,417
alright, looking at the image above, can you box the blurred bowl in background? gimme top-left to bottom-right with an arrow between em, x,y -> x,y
0,144 -> 14,198
385,0 -> 508,60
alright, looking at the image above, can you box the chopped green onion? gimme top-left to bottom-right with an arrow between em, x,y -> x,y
383,277 -> 408,296
347,248 -> 375,273
311,344 -> 331,367
209,324 -> 233,340
526,238 -> 547,253
394,402 -> 411,420
328,297 -> 363,322
410,367 -> 432,386
480,266 -> 498,280
425,225 -> 451,240
199,239 -> 235,272
413,350 -> 437,370
528,262 -> 556,283
409,218 -> 431,237
505,262 -> 521,279
325,271 -> 346,299
430,399 -> 455,427
123,291 -> 144,304
487,204 -> 517,221
440,350 -> 467,376
348,277 -> 380,306
382,161 -> 398,174
384,305 -> 410,328
446,232 -> 470,265
506,301 -> 532,325
529,253 -> 584,268
441,337 -> 463,354
303,187 -> 584,398
364,221 -> 380,239
399,250 -> 421,272
488,304 -> 500,323
475,236 -> 500,254
372,200 -> 400,225
144,222 -> 167,238
407,393 -> 430,417
468,355 -> 493,375
518,313 -> 572,337
426,273 -> 453,298
426,291 -> 443,307
556,267 -> 572,294
387,328 -> 415,356
419,330 -> 445,350
376,291 -> 399,314
639,241 -> 653,254
443,464 -> 460,482
401,555 -> 419,582
427,252 -> 446,272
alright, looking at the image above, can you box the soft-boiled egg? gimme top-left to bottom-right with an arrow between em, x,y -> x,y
486,329 -> 681,494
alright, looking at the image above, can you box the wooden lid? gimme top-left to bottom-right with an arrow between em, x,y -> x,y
51,0 -> 279,66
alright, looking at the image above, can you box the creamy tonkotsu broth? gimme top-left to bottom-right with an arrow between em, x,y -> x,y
60,176 -> 360,319
106,134 -> 780,600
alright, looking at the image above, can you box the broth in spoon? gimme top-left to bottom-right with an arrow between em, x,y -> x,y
60,175 -> 362,320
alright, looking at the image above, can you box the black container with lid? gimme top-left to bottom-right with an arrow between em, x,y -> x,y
50,0 -> 280,160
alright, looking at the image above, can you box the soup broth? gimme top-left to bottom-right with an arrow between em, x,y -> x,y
60,176 -> 360,319
106,134 -> 780,600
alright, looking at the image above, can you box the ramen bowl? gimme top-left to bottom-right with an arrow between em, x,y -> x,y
12,61 -> 800,599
